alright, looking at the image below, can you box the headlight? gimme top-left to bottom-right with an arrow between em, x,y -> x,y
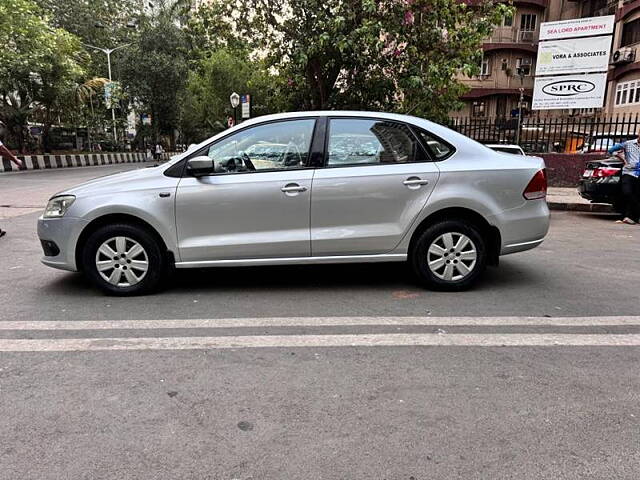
43,195 -> 76,218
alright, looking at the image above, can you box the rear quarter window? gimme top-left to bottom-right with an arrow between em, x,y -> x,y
414,129 -> 455,161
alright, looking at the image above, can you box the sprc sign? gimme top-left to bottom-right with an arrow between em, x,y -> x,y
533,73 -> 607,110
542,79 -> 596,96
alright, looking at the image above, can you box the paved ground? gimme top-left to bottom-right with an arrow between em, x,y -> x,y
1,165 -> 639,479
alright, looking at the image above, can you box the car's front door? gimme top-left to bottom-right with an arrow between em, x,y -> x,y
176,118 -> 317,262
311,117 -> 441,256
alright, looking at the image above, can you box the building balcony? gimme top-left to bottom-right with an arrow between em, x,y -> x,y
462,74 -> 535,91
513,0 -> 549,8
485,27 -> 539,51
617,0 -> 640,21
460,87 -> 534,100
463,0 -> 547,7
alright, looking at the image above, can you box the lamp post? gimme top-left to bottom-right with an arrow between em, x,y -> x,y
84,43 -> 131,143
230,92 -> 240,126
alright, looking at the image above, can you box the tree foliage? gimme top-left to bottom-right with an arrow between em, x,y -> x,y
218,0 -> 511,120
118,15 -> 189,145
0,0 -> 86,151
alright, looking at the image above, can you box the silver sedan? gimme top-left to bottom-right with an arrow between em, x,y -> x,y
38,111 -> 549,295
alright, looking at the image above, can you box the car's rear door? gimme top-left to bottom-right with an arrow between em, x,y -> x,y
310,117 -> 440,256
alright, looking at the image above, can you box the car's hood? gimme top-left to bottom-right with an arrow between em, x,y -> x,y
54,165 -> 163,198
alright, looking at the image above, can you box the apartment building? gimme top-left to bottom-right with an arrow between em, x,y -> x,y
453,0 -> 640,118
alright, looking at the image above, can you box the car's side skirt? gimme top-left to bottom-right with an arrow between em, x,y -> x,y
174,253 -> 407,268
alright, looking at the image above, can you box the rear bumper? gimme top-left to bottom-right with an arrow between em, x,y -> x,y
577,180 -> 621,204
37,216 -> 87,272
488,199 -> 550,256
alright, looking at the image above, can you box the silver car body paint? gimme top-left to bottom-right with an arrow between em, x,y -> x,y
38,111 -> 549,272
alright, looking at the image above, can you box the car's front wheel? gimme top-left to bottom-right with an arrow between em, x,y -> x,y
411,219 -> 487,291
81,223 -> 166,296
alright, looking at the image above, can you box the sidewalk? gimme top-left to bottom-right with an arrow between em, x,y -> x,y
547,187 -> 614,213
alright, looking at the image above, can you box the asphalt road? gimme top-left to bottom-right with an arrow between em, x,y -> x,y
1,164 -> 639,479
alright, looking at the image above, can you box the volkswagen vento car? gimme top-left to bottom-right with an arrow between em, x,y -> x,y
38,111 -> 549,295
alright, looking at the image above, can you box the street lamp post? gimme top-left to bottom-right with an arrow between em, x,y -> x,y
83,43 -> 131,144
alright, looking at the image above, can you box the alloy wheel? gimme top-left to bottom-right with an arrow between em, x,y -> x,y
427,232 -> 477,282
95,236 -> 149,287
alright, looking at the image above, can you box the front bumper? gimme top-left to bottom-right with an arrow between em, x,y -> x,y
37,216 -> 88,272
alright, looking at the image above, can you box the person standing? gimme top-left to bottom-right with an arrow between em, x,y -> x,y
608,133 -> 640,225
0,140 -> 25,238
154,142 -> 163,161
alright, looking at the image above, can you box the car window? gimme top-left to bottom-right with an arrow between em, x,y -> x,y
326,119 -> 425,166
207,119 -> 315,174
416,130 -> 454,160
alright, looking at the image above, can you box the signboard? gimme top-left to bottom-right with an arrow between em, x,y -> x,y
539,15 -> 615,41
103,81 -> 121,109
241,94 -> 251,119
532,73 -> 608,110
536,35 -> 612,75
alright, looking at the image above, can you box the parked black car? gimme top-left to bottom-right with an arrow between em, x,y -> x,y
577,156 -> 624,213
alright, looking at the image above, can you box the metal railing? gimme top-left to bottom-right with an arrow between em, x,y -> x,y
447,113 -> 640,153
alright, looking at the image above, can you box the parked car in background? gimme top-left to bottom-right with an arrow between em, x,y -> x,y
577,156 -> 624,212
578,133 -> 636,154
486,144 -> 525,156
38,111 -> 549,296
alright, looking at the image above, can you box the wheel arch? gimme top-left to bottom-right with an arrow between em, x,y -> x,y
75,213 -> 175,272
408,207 -> 501,266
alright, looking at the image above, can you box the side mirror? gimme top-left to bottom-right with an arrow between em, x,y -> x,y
187,156 -> 214,177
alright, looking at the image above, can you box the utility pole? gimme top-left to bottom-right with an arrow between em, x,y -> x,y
83,43 -> 131,144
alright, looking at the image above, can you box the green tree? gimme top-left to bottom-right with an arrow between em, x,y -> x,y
34,0 -> 140,79
179,47 -> 291,143
219,0 -> 511,120
118,15 -> 189,147
0,0 -> 86,151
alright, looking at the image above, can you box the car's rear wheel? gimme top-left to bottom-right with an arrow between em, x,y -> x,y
82,223 -> 165,296
411,220 -> 487,291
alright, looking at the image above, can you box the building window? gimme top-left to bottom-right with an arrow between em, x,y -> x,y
503,13 -> 513,27
472,101 -> 486,117
621,19 -> 640,47
520,14 -> 537,32
501,58 -> 509,71
516,58 -> 532,76
615,80 -> 640,107
480,57 -> 491,76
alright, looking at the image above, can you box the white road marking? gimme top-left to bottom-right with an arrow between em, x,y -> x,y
1,316 -> 640,330
1,333 -> 640,351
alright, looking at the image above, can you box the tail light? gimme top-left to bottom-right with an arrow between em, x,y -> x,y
523,169 -> 547,200
591,167 -> 620,178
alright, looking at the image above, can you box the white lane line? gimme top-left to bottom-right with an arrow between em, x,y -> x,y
1,316 -> 640,330
1,333 -> 640,352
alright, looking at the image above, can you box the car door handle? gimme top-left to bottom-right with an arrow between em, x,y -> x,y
281,184 -> 308,193
403,178 -> 429,186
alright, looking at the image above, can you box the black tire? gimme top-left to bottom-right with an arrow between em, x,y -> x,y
410,219 -> 487,291
81,223 -> 166,296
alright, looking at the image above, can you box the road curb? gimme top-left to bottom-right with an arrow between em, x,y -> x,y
547,201 -> 614,213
